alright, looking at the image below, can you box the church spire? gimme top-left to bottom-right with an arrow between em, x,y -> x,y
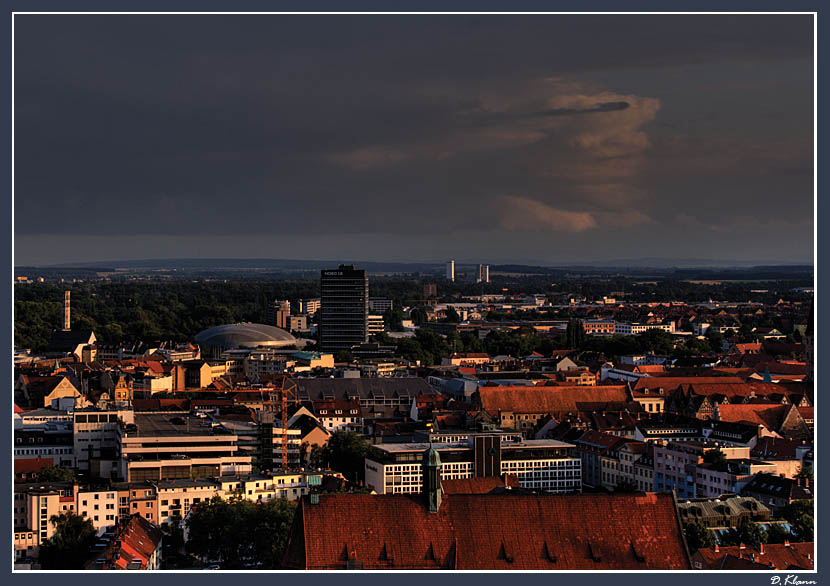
423,440 -> 442,513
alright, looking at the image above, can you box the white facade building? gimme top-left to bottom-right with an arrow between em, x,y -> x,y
615,322 -> 675,336
365,438 -> 581,495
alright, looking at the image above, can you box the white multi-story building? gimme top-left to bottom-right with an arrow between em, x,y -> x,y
74,409 -> 134,479
299,298 -> 321,316
364,437 -> 581,495
367,314 -> 385,335
76,488 -> 119,531
368,298 -> 393,314
244,348 -> 293,380
615,322 -> 675,336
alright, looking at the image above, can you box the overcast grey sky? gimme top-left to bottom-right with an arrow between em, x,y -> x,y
14,14 -> 814,266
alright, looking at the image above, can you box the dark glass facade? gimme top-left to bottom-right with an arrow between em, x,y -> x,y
319,265 -> 369,352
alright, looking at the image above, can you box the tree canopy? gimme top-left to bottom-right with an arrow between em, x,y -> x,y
319,431 -> 371,483
37,512 -> 97,569
185,496 -> 296,569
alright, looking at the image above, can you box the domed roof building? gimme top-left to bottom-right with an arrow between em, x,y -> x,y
194,322 -> 297,357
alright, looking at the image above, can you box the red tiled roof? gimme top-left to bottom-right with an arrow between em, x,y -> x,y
797,406 -> 814,420
695,543 -> 814,571
575,430 -> 628,451
750,436 -> 803,460
283,492 -> 691,570
478,386 -> 628,415
14,457 -> 54,476
716,404 -> 788,430
735,343 -> 763,353
89,514 -> 163,570
754,361 -> 807,375
312,398 -> 363,417
634,377 -> 744,392
441,475 -> 519,494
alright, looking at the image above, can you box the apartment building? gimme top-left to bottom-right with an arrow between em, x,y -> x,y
121,412 -> 251,482
76,487 -> 119,531
653,441 -> 763,499
155,478 -> 224,526
73,408 -> 134,479
582,319 -> 616,336
615,322 -> 675,336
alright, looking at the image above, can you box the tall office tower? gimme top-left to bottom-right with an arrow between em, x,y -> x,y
484,265 -> 490,283
319,265 -> 369,352
476,264 -> 484,283
267,299 -> 291,329
446,260 -> 455,282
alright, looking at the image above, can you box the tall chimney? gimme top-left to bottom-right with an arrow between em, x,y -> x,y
63,290 -> 71,331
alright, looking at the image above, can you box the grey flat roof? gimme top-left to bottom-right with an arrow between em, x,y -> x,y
132,413 -> 233,437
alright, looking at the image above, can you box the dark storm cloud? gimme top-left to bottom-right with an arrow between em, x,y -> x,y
533,101 -> 630,117
13,14 -> 814,264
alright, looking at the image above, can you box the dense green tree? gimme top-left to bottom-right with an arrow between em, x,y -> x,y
704,329 -> 726,353
185,496 -> 296,569
38,512 -> 97,569
442,306 -> 461,323
613,479 -> 639,493
778,500 -> 813,541
334,350 -> 354,363
702,450 -> 729,472
383,308 -> 404,332
720,518 -> 767,547
320,431 -> 371,483
35,466 -> 78,483
566,318 -> 585,349
765,523 -> 793,544
684,522 -> 718,552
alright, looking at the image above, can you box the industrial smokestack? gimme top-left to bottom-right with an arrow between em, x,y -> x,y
63,291 -> 71,331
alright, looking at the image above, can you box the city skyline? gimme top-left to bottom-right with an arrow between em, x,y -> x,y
14,14 -> 814,266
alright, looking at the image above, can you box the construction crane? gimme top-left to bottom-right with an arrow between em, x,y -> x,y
266,375 -> 299,469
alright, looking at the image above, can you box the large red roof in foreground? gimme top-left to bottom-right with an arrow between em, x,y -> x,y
283,492 -> 691,570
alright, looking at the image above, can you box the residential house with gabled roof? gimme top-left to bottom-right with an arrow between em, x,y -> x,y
740,472 -> 813,512
572,430 -> 627,489
692,542 -> 814,571
713,403 -> 811,442
85,514 -> 163,570
14,375 -> 84,410
475,385 -> 630,434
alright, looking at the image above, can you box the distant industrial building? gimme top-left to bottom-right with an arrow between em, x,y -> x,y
476,264 -> 490,283
446,260 -> 455,282
319,265 -> 369,352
